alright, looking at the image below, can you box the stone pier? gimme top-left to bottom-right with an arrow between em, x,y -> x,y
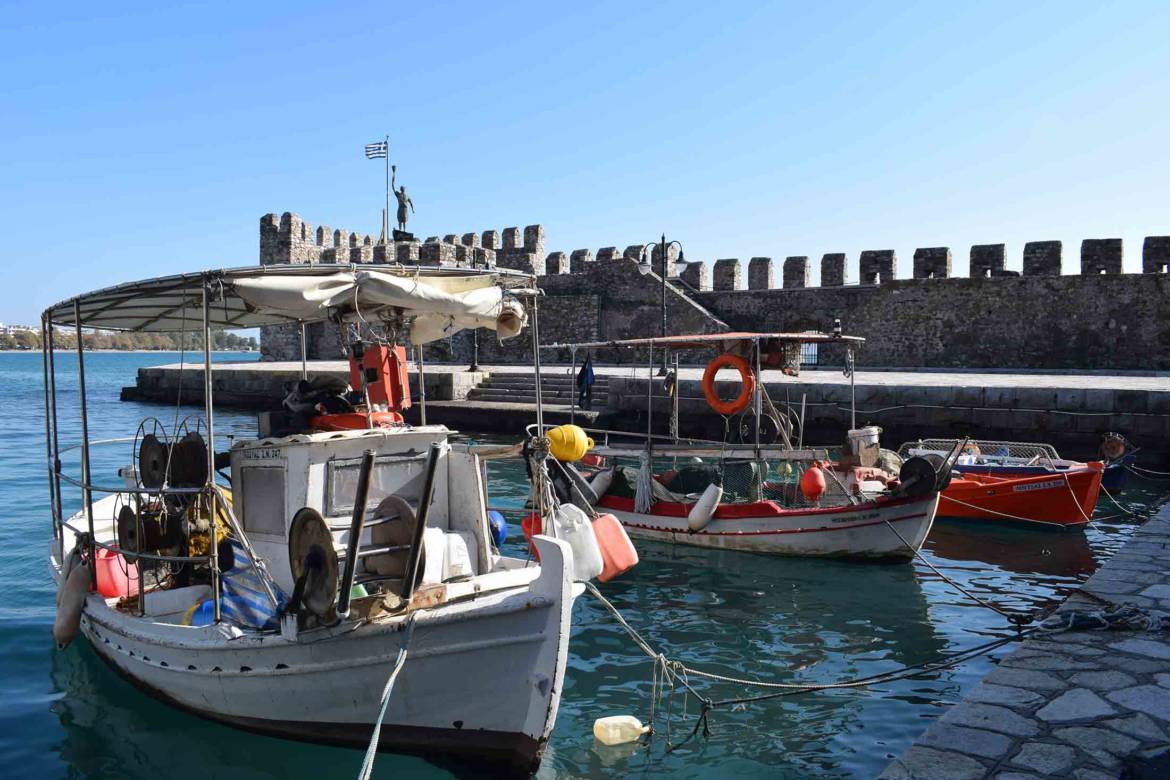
881,507 -> 1170,779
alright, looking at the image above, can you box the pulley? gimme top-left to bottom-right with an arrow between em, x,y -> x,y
288,507 -> 339,619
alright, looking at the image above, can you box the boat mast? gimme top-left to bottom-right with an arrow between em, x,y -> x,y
201,277 -> 221,623
73,299 -> 96,587
40,315 -> 61,544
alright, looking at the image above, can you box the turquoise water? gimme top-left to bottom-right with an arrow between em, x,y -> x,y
2,352 -> 1166,779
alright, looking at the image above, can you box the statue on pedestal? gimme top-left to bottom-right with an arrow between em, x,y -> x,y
392,165 -> 415,233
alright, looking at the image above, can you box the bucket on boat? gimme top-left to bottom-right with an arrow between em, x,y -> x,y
592,513 -> 638,582
182,598 -> 216,627
522,512 -> 542,560
847,426 -> 882,467
94,546 -> 140,599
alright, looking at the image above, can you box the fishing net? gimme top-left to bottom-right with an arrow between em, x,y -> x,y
601,453 -> 855,510
898,438 -> 1060,467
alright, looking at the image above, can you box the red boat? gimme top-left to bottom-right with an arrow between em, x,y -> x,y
936,462 -> 1105,528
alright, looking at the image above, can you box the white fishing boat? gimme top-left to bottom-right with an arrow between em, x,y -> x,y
41,264 -> 590,775
532,333 -> 943,560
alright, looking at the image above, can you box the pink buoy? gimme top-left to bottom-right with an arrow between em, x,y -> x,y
94,546 -> 140,598
592,513 -> 638,582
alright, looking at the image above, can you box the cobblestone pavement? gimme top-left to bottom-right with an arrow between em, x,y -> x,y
881,508 -> 1170,779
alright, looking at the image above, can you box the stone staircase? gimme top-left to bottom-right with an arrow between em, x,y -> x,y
466,372 -> 609,409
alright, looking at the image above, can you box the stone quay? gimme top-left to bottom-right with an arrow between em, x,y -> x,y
881,504 -> 1170,779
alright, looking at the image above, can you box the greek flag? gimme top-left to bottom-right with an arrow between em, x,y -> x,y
365,141 -> 387,159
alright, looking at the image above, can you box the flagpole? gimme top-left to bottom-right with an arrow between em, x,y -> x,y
384,134 -> 390,242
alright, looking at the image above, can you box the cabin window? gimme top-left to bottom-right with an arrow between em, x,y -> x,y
240,467 -> 287,537
325,452 -> 429,517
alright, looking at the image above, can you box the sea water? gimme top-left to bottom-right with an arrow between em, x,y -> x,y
1,351 -> 1164,779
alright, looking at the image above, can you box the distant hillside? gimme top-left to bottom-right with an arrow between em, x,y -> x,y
2,329 -> 257,352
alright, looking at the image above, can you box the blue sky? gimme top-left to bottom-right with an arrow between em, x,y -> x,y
2,1 -> 1168,324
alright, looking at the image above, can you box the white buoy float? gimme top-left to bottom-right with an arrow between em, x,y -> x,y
54,559 -> 90,649
687,482 -> 723,532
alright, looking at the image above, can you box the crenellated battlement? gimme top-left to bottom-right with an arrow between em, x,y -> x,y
259,212 -> 545,273
259,211 -> 1170,370
262,212 -> 1170,289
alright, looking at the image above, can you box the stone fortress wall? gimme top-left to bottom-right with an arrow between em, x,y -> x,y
259,211 -> 1170,370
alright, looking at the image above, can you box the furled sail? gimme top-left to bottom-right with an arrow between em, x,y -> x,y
230,270 -> 527,343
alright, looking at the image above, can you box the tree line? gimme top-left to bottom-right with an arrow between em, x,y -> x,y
2,329 -> 258,352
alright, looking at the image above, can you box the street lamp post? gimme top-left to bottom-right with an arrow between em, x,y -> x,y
638,233 -> 684,374
467,328 -> 479,372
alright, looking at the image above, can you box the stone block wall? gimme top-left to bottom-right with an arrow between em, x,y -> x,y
913,247 -> 951,279
859,250 -> 896,284
1023,240 -> 1062,275
680,261 -> 709,290
259,210 -> 1170,369
1143,236 -> 1170,273
783,256 -> 810,289
748,257 -> 773,290
970,244 -> 1006,278
713,259 -> 742,291
821,253 -> 847,286
1081,238 -> 1123,275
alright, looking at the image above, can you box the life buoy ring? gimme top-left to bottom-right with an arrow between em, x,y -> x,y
1100,433 -> 1126,461
702,353 -> 756,416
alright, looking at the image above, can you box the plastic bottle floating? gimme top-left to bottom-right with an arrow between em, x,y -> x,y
593,715 -> 650,746
547,424 -> 594,462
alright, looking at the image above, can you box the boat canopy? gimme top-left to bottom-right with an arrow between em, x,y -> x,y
542,331 -> 865,351
42,264 -> 533,342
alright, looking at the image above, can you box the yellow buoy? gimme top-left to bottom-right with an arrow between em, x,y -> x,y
547,424 -> 594,462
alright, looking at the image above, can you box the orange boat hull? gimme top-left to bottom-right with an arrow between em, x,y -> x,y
938,462 -> 1104,528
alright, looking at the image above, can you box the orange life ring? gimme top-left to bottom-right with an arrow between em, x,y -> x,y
702,353 -> 756,416
309,411 -> 403,432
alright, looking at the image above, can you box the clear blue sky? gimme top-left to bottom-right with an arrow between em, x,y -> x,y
2,1 -> 1168,324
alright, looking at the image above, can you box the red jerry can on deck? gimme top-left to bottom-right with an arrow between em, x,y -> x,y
592,513 -> 638,582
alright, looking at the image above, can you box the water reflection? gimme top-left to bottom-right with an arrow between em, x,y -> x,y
546,540 -> 950,779
927,521 -> 1098,578
49,641 -> 454,780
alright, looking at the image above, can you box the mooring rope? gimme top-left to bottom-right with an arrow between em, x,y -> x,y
939,494 -> 1121,525
357,613 -> 418,780
584,581 -> 1029,740
1126,463 -> 1170,479
882,520 -> 1033,628
1099,482 -> 1141,517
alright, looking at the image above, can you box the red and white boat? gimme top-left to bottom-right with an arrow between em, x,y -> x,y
596,489 -> 939,559
535,331 -> 944,561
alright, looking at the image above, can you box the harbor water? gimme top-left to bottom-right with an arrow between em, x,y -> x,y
1,352 -> 1165,779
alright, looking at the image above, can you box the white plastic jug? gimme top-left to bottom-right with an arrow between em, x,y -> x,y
593,715 -> 650,745
552,503 -> 604,582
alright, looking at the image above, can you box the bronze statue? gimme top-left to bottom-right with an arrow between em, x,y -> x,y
392,165 -> 415,231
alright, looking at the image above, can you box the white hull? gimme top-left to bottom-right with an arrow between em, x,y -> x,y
602,494 -> 939,558
54,530 -> 575,776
